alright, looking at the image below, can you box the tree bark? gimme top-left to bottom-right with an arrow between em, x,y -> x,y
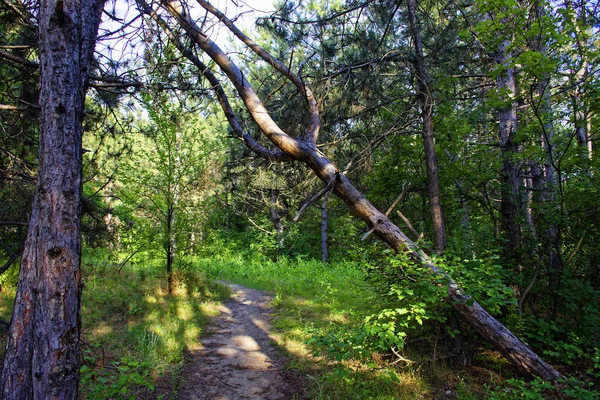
0,0 -> 104,397
495,39 -> 523,265
407,0 -> 447,253
166,207 -> 175,294
533,2 -> 562,288
321,192 -> 330,263
158,0 -> 562,381
565,0 -> 592,157
270,190 -> 284,251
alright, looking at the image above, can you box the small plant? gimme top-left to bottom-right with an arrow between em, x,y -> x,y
80,355 -> 155,399
478,377 -> 600,400
587,348 -> 600,378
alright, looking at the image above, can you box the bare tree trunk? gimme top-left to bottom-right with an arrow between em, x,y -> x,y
0,0 -> 104,397
533,1 -> 562,295
165,208 -> 175,294
154,0 -> 562,381
495,39 -> 522,266
270,190 -> 284,250
565,0 -> 592,158
321,192 -> 330,263
407,0 -> 446,253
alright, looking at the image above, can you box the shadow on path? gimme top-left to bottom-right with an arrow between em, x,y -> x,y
179,282 -> 304,400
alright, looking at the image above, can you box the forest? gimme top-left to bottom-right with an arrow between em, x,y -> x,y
0,0 -> 599,398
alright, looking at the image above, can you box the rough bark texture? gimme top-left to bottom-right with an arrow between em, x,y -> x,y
160,0 -> 562,381
407,0 -> 446,253
0,0 -> 103,397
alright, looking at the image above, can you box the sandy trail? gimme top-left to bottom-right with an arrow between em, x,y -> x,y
178,282 -> 303,400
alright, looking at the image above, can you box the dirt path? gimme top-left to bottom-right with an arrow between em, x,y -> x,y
178,282 -> 304,399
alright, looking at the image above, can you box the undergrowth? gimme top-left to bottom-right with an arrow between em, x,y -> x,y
0,249 -> 228,399
2,249 -> 599,399
199,254 -> 430,399
199,253 -> 600,399
78,248 -> 229,398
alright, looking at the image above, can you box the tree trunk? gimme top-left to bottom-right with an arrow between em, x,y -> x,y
166,208 -> 175,294
533,1 -> 562,296
321,192 -> 330,263
160,0 -> 562,381
565,0 -> 592,158
407,0 -> 446,254
270,189 -> 284,251
495,39 -> 523,265
0,0 -> 103,397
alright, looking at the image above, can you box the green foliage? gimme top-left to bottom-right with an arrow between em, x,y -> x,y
80,353 -> 155,400
0,256 -> 19,294
343,250 -> 515,356
78,248 -> 227,398
203,254 -> 428,399
479,377 -> 600,400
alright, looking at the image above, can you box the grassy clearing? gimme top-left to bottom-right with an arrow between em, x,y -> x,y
199,255 -> 432,399
2,252 -> 598,399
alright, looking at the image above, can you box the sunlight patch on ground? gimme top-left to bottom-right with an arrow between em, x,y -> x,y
176,302 -> 193,321
183,326 -> 201,343
90,321 -> 113,336
200,301 -> 224,317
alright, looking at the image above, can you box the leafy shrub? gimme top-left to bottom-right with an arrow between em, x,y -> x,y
324,250 -> 518,361
480,377 -> 600,400
80,349 -> 155,400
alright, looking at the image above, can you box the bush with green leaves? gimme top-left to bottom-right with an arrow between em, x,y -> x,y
332,250 -> 519,357
80,351 -> 155,400
478,377 -> 600,400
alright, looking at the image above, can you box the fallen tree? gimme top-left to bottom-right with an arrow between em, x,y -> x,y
139,0 -> 562,381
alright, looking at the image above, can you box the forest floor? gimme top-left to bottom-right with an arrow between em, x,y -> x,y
174,282 -> 305,399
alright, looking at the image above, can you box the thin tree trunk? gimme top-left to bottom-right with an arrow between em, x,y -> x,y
321,192 -> 330,263
407,0 -> 446,253
533,1 -> 562,294
495,39 -> 522,265
270,189 -> 284,250
166,208 -> 175,294
565,0 -> 592,158
0,0 -> 104,397
158,0 -> 562,381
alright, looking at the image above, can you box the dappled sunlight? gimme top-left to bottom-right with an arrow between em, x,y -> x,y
175,301 -> 194,321
270,331 -> 312,359
90,321 -> 113,336
177,282 -> 302,399
145,294 -> 158,304
231,334 -> 261,351
74,255 -> 232,398
183,325 -> 201,343
250,315 -> 269,333
199,301 -> 222,317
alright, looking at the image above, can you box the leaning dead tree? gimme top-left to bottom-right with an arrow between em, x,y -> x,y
139,0 -> 562,381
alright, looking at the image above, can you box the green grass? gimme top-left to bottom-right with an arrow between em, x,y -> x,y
0,249 -> 229,398
79,249 -> 230,398
0,258 -> 18,360
2,251 -> 598,399
198,255 -> 432,399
